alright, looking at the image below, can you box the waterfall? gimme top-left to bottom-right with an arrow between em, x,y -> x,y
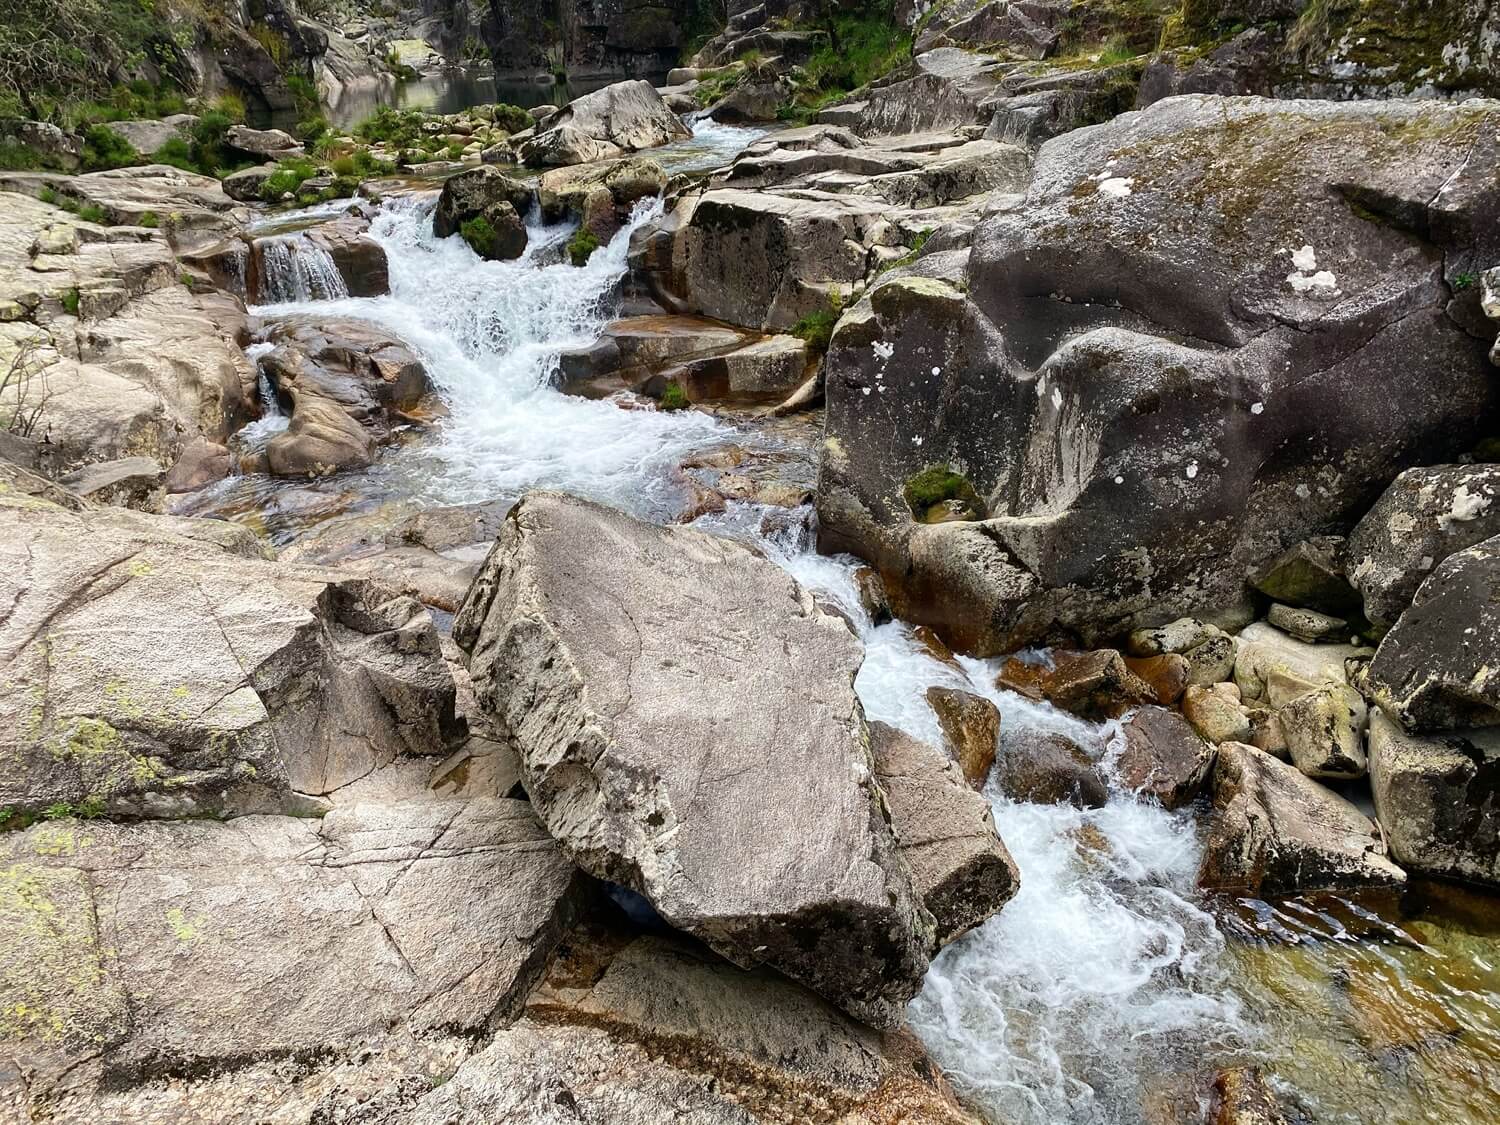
255,234 -> 349,303
233,342 -> 289,453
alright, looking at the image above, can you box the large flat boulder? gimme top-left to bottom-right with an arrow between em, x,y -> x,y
520,80 -> 689,167
1368,708 -> 1500,887
453,491 -> 934,1027
1,798 -> 582,1099
817,95 -> 1500,655
1359,533 -> 1500,731
0,493 -> 464,820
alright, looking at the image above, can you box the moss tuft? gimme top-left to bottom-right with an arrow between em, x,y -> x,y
903,465 -> 984,521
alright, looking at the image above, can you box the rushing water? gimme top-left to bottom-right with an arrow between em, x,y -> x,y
181,115 -> 1500,1122
255,234 -> 351,303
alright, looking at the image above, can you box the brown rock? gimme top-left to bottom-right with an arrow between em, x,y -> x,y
1123,652 -> 1189,704
995,649 -> 1155,719
1182,683 -> 1253,744
163,436 -> 232,493
1114,707 -> 1214,809
925,686 -> 999,788
994,728 -> 1107,807
1211,1067 -> 1288,1125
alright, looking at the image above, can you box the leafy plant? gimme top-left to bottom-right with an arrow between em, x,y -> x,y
138,210 -> 159,228
259,157 -> 318,202
297,115 -> 330,142
658,381 -> 690,411
790,289 -> 845,354
0,139 -> 43,170
567,228 -> 601,267
38,186 -> 58,205
492,103 -> 532,134
80,124 -> 137,171
77,203 -> 107,224
1453,271 -> 1479,292
59,288 -> 80,316
459,214 -> 496,255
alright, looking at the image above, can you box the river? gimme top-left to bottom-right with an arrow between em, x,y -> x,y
178,118 -> 1500,1125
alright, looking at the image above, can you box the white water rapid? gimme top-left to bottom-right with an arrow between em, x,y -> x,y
256,233 -> 351,303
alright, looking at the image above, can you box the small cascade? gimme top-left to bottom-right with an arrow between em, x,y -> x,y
233,343 -> 290,453
254,233 -> 349,303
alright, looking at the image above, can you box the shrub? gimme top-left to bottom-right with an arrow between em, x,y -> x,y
153,135 -> 197,172
38,186 -> 59,205
352,148 -> 393,175
77,203 -> 107,224
445,142 -> 465,159
1453,271 -> 1480,292
297,115 -> 330,142
790,290 -> 845,354
211,91 -> 247,123
259,158 -> 318,202
60,287 -> 80,316
491,102 -> 531,134
80,124 -> 137,171
355,106 -> 425,149
567,228 -> 601,266
138,210 -> 158,228
0,139 -> 43,170
659,381 -> 690,411
459,215 -> 496,255
331,154 -> 357,177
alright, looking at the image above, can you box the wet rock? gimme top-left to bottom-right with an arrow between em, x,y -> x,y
431,165 -> 533,248
1248,536 -> 1361,615
1122,652 -> 1189,705
1266,603 -> 1348,644
538,157 -> 667,242
453,491 -> 934,1027
924,685 -> 1000,787
817,96 -> 1500,655
1211,1066 -> 1289,1125
0,498 -> 464,821
1368,708 -> 1500,888
1279,683 -> 1368,780
993,727 -> 1107,807
56,456 -> 164,512
1358,534 -> 1500,731
1198,742 -> 1405,895
259,318 -> 430,477
521,80 -> 689,167
1114,706 -> 1215,809
996,649 -> 1156,720
870,722 -> 1019,943
163,436 -> 232,493
1347,464 -> 1500,630
1,798 -> 581,1097
853,565 -> 891,624
1182,683 -> 1253,745
672,334 -> 811,403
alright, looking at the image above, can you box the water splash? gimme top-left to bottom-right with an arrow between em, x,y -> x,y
246,195 -> 724,519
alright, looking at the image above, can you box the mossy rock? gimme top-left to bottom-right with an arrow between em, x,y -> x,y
902,466 -> 985,522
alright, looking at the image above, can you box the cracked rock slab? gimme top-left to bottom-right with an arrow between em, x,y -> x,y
454,490 -> 934,1027
0,797 -> 583,1106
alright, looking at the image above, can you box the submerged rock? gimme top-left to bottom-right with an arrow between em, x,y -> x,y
454,491 -> 936,1027
1198,742 -> 1405,895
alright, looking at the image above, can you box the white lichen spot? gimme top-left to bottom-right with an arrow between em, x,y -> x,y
1295,483 -> 1311,499
861,386 -> 871,395
1186,461 -> 1199,480
1114,475 -> 1125,485
1051,388 -> 1063,410
1438,484 -> 1492,529
872,340 -> 894,360
912,436 -> 923,446
1285,245 -> 1340,296
1099,177 -> 1134,198
1291,245 -> 1318,272
931,366 -> 940,376
1250,402 -> 1265,415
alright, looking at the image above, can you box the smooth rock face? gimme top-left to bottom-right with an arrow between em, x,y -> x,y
454,491 -> 934,1027
1114,706 -> 1215,809
817,95 -> 1500,655
1,798 -> 581,1091
1233,622 -> 1368,705
1279,683 -> 1368,779
1198,742 -> 1405,895
0,496 -> 464,820
924,685 -> 1000,786
520,80 -> 689,166
870,721 -> 1019,943
1347,465 -> 1500,629
1360,534 -> 1500,731
1368,708 -> 1500,887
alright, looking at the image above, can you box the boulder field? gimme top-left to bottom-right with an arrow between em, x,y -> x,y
1,5 -> 1499,1119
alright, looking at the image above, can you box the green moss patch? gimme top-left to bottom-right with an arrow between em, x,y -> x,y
903,465 -> 984,521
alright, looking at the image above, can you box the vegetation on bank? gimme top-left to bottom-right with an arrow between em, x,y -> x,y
567,229 -> 601,267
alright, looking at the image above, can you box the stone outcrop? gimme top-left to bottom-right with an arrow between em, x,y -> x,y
1347,465 -> 1500,630
252,317 -> 431,478
0,495 -> 465,821
520,80 -> 689,167
870,721 -> 1018,943
1368,708 -> 1500,888
432,165 -> 535,243
816,95 -> 1500,656
1359,534 -> 1500,731
453,491 -> 937,1027
1198,742 -> 1405,895
485,0 -> 699,79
